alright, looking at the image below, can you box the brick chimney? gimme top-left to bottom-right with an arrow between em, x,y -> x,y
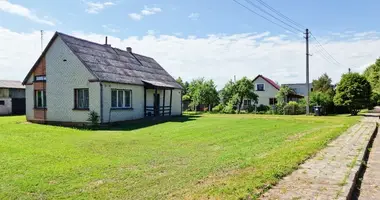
126,47 -> 132,53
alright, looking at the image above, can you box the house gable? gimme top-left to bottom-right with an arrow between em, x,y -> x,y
252,75 -> 279,106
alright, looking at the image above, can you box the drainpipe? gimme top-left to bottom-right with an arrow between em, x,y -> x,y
100,82 -> 103,123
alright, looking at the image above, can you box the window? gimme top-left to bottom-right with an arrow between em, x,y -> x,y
111,89 -> 132,108
35,75 -> 46,82
269,98 -> 277,105
34,90 -> 46,108
74,89 -> 89,109
0,100 -> 4,105
243,99 -> 251,106
256,83 -> 265,91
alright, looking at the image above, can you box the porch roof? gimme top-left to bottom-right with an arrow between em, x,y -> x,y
142,80 -> 177,89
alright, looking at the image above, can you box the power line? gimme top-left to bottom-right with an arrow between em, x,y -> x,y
310,32 -> 346,67
243,0 -> 304,33
232,0 -> 302,36
254,0 -> 306,30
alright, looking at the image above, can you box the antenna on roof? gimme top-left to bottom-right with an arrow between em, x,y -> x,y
105,36 -> 108,45
40,30 -> 44,52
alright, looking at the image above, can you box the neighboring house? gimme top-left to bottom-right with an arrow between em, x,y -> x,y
0,80 -> 25,115
282,83 -> 313,96
242,75 -> 304,109
22,32 -> 182,124
251,74 -> 281,107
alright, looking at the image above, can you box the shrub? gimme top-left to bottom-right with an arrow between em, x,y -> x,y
257,104 -> 270,112
212,104 -> 224,113
283,101 -> 305,115
247,105 -> 255,113
87,111 -> 100,126
222,103 -> 236,114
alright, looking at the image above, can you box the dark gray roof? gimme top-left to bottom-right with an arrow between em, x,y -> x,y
58,32 -> 182,89
0,80 -> 25,89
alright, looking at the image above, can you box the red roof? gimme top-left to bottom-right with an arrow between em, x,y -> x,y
252,75 -> 280,90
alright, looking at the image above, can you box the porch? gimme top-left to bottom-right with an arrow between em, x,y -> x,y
143,80 -> 176,117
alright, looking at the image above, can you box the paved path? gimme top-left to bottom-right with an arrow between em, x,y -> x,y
358,126 -> 380,199
260,116 -> 377,200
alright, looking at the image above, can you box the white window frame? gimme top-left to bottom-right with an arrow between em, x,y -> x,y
35,75 -> 46,81
74,89 -> 89,109
111,89 -> 132,108
256,83 -> 265,91
35,90 -> 46,108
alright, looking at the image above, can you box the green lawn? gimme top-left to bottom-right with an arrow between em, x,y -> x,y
0,114 -> 359,199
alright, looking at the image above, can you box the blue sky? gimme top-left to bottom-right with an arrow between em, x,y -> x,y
2,0 -> 379,37
1,0 -> 380,87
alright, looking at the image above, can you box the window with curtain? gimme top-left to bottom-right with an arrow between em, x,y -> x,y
74,89 -> 89,109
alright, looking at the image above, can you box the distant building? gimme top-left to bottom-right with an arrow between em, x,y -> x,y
0,80 -> 26,115
241,75 -> 304,109
282,83 -> 313,96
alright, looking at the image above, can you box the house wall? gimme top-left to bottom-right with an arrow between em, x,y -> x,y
282,83 -> 312,96
102,83 -> 182,123
102,83 -> 144,123
0,88 -> 9,98
0,98 -> 11,115
44,36 -> 99,123
253,76 -> 278,106
25,76 -> 34,120
9,88 -> 25,98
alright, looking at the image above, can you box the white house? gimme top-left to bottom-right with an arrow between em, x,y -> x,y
22,32 -> 182,124
251,75 -> 280,107
242,75 -> 304,108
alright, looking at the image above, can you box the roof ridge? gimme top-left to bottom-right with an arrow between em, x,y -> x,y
58,32 -> 155,60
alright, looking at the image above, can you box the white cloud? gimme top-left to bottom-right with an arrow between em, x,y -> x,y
102,24 -> 120,33
188,13 -> 200,21
141,6 -> 162,16
1,27 -> 380,89
84,1 -> 115,14
128,13 -> 142,21
0,1 -> 55,26
129,6 -> 162,20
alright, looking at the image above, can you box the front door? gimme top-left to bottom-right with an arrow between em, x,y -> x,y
154,93 -> 160,116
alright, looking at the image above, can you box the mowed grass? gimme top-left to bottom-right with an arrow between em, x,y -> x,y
0,114 -> 359,199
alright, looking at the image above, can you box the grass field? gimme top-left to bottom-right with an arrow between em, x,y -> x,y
0,114 -> 359,199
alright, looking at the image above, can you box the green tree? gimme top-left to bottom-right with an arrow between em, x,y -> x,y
363,58 -> 380,92
276,86 -> 294,103
310,91 -> 332,106
176,77 -> 189,95
333,73 -> 371,115
202,80 -> 219,110
235,77 -> 258,114
312,73 -> 333,94
187,78 -> 219,111
219,80 -> 236,105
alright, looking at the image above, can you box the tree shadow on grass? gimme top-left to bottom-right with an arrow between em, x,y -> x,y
49,115 -> 202,132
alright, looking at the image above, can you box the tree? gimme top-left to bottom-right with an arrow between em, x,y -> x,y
187,78 -> 219,111
219,80 -> 236,105
235,77 -> 258,114
310,91 -> 332,106
176,77 -> 189,95
276,86 -> 294,103
333,73 -> 371,115
363,58 -> 380,93
312,73 -> 333,94
188,78 -> 205,110
202,80 -> 219,110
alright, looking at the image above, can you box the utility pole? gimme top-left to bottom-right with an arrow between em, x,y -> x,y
40,30 -> 44,52
305,28 -> 310,115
